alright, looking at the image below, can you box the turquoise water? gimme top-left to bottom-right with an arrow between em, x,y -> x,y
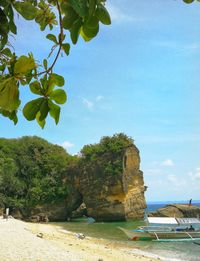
55,218 -> 200,261
54,203 -> 200,261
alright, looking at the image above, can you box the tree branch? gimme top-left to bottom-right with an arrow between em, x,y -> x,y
36,0 -> 64,77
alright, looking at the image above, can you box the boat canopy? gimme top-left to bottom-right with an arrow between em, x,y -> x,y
176,218 -> 200,225
147,217 -> 200,225
147,217 -> 178,224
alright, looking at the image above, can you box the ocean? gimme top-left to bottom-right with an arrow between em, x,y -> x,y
57,202 -> 200,261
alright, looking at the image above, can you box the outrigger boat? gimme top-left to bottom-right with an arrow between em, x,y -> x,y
119,217 -> 200,242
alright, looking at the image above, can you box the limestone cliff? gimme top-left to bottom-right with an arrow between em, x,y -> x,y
0,135 -> 147,222
123,147 -> 147,219
71,145 -> 147,221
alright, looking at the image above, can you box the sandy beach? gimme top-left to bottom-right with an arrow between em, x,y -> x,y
0,217 -> 162,261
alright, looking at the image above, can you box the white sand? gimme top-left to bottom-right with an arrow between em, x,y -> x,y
0,217 -> 162,261
0,217 -> 81,261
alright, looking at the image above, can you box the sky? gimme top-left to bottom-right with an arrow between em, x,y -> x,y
1,0 -> 200,202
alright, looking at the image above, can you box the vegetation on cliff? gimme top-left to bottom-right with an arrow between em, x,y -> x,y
0,136 -> 74,213
80,133 -> 134,176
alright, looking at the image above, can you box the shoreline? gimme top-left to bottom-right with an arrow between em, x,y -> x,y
0,217 -> 163,261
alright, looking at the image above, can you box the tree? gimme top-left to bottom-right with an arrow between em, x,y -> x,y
0,136 -> 74,211
80,133 -> 134,176
0,0 -> 111,127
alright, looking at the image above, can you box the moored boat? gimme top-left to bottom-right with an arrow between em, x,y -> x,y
119,217 -> 200,242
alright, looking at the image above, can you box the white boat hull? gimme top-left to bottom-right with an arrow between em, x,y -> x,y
119,227 -> 200,241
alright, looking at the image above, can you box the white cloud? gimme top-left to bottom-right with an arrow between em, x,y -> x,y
106,3 -> 144,23
82,96 -> 105,110
96,95 -> 104,102
82,98 -> 94,109
161,159 -> 174,167
188,167 -> 200,180
167,174 -> 177,183
152,40 -> 200,53
144,168 -> 161,177
60,141 -> 74,150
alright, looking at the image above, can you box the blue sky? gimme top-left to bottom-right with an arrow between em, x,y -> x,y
1,0 -> 200,202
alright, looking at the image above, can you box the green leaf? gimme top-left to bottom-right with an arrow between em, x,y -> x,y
0,8 -> 9,47
0,78 -> 20,111
9,110 -> 18,125
14,55 -> 36,75
46,34 -> 58,44
0,8 -> 8,26
29,81 -> 42,95
43,59 -> 48,70
62,43 -> 70,55
14,2 -> 37,20
62,7 -> 79,30
70,19 -> 83,44
96,4 -> 111,25
0,109 -> 18,125
40,74 -> 48,91
86,15 -> 99,28
39,99 -> 49,121
9,19 -> 17,34
0,0 -> 9,7
183,0 -> 195,3
89,0 -> 97,15
49,89 -> 67,104
0,64 -> 6,72
60,1 -> 71,13
7,5 -> 16,34
49,73 -> 65,87
23,98 -> 43,121
82,16 -> 99,39
48,100 -> 60,124
68,0 -> 88,17
36,112 -> 46,128
80,28 -> 92,42
1,48 -> 12,57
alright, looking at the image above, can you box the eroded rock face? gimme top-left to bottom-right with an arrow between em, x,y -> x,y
11,209 -> 23,220
150,204 -> 200,218
29,200 -> 69,222
0,202 -> 4,216
0,207 -> 4,216
123,147 -> 147,219
71,203 -> 87,218
74,145 -> 147,221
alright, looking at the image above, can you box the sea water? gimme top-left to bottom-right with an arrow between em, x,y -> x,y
56,202 -> 200,261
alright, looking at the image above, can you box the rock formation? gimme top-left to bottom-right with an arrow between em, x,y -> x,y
71,203 -> 87,218
0,201 -> 4,216
71,145 -> 147,221
0,207 -> 4,216
149,204 -> 200,218
123,147 -> 147,219
0,135 -> 147,222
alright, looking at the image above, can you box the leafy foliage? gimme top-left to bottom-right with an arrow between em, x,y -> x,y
0,0 -> 111,127
0,136 -> 76,212
80,133 -> 134,176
